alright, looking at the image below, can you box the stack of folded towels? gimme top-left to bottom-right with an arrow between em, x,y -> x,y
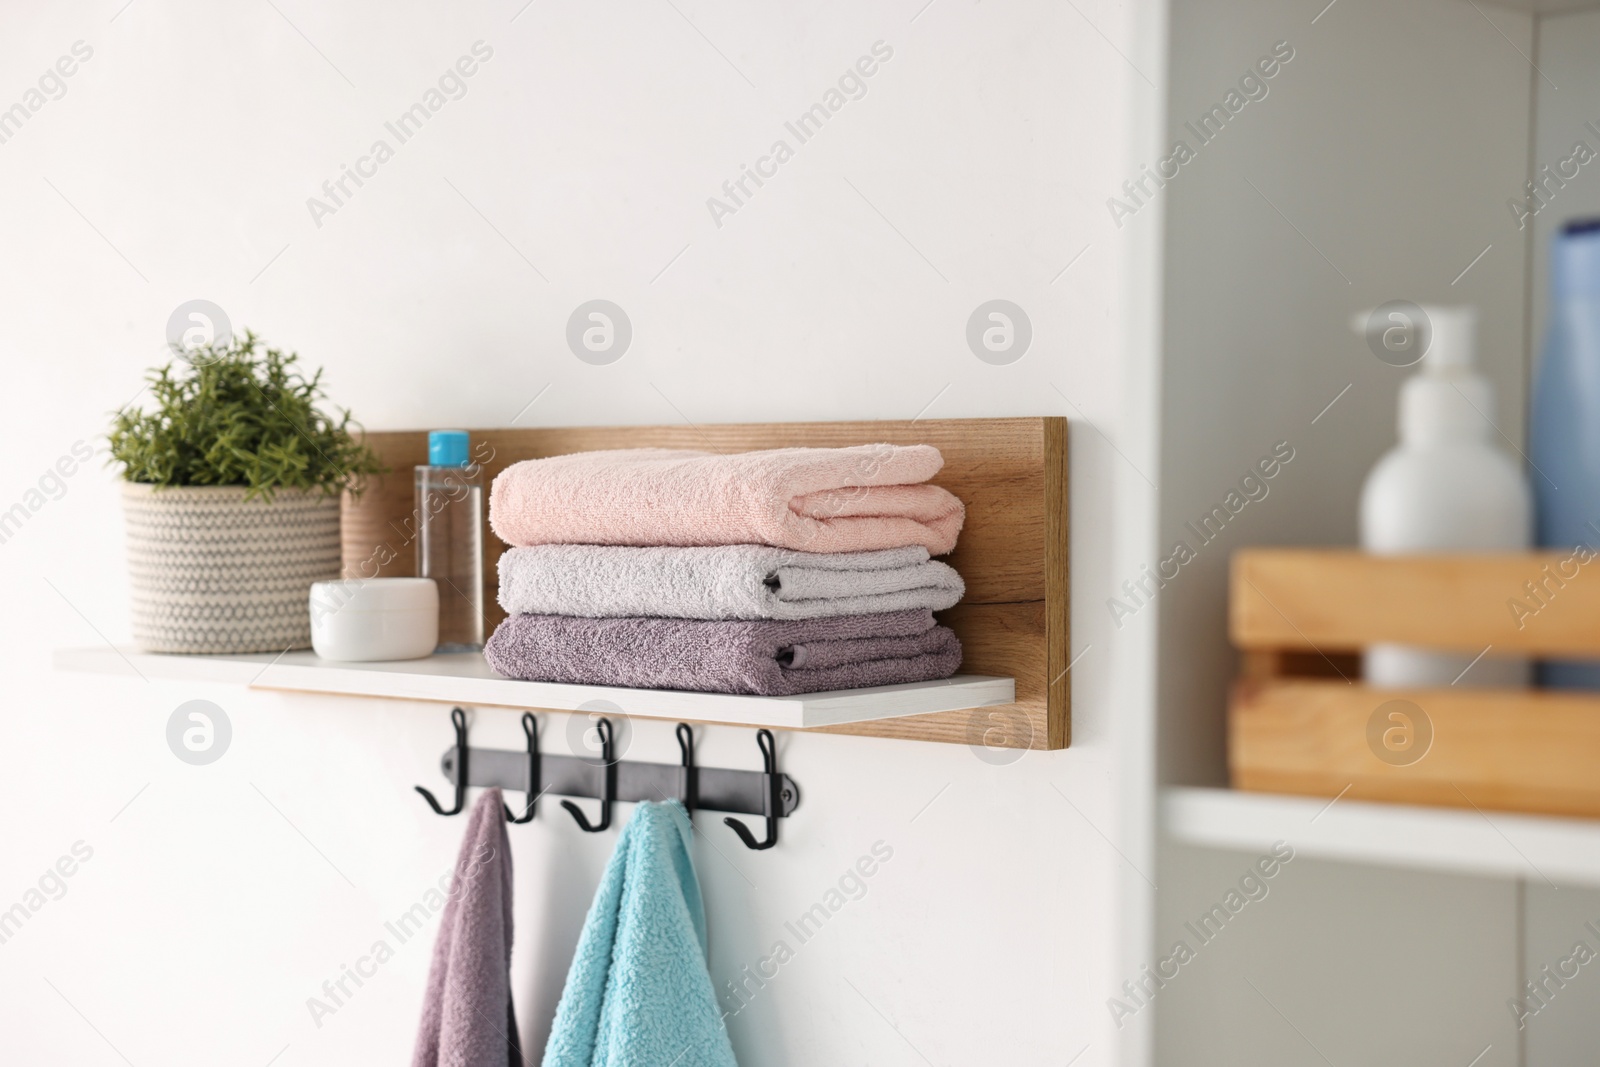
482,444 -> 969,696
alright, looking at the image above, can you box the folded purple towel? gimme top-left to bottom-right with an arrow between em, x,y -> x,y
483,608 -> 961,696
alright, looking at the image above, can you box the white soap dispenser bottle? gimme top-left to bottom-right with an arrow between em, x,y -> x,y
1359,305 -> 1532,688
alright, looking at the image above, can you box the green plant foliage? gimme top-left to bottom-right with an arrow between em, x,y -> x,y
108,331 -> 386,499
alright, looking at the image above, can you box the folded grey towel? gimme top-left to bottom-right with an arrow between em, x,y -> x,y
497,543 -> 964,621
484,608 -> 962,696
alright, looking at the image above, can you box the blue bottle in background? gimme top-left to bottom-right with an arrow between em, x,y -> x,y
1530,219 -> 1600,688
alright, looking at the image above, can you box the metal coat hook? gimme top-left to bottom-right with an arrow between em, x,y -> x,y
506,713 -> 540,824
724,729 -> 781,851
675,723 -> 697,817
415,707 -> 469,816
561,717 -> 614,832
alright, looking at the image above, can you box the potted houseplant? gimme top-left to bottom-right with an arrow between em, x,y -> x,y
108,332 -> 384,653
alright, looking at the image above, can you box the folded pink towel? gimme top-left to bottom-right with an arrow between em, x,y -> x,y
488,445 -> 965,555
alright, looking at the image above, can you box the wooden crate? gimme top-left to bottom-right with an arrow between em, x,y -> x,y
1230,549 -> 1600,817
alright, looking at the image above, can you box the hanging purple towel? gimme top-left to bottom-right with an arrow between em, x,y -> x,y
411,788 -> 522,1067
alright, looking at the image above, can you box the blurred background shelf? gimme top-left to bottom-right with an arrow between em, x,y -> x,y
52,646 -> 1015,731
1164,786 -> 1600,888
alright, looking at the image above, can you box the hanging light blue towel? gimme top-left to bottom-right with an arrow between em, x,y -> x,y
543,801 -> 738,1067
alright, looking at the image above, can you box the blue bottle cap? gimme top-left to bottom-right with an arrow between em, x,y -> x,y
427,430 -> 470,467
1554,219 -> 1600,298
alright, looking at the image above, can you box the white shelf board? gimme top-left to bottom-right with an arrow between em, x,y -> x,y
1164,786 -> 1600,887
53,646 -> 1014,730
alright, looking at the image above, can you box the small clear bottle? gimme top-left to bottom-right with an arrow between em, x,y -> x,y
415,430 -> 484,652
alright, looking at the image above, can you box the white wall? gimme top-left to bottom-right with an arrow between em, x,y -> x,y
0,1 -> 1165,1064
1153,0 -> 1540,1063
1528,8 -> 1600,373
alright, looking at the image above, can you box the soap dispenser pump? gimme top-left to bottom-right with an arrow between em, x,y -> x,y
1358,305 -> 1532,687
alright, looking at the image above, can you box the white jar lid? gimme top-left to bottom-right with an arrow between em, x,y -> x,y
310,578 -> 438,614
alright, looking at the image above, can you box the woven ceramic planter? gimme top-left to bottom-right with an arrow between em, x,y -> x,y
122,483 -> 342,654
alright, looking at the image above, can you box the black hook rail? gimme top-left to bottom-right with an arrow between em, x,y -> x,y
420,708 -> 799,849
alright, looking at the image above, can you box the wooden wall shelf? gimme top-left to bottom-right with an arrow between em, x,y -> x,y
342,417 -> 1069,749
1230,549 -> 1600,818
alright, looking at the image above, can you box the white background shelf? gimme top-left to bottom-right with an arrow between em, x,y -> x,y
53,646 -> 1015,731
1164,786 -> 1600,888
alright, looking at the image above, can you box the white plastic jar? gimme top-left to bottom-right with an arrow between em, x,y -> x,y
309,578 -> 439,662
